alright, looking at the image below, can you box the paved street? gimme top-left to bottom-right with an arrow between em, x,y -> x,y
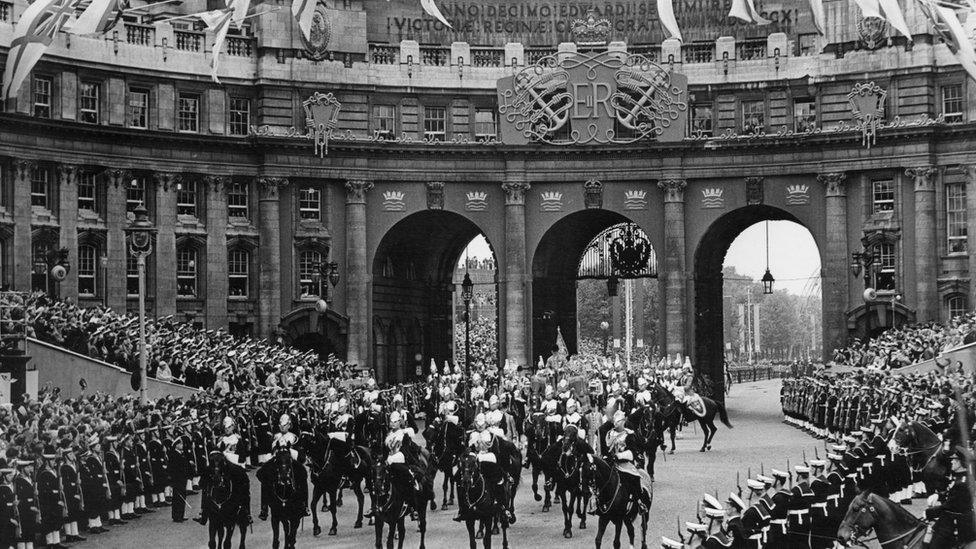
86,379 -> 821,548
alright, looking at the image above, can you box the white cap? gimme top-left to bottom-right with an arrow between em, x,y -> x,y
389,411 -> 401,424
279,414 -> 291,427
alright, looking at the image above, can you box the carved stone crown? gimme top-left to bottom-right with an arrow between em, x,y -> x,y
571,9 -> 611,45
382,191 -> 405,201
702,188 -> 724,199
624,190 -> 647,201
466,191 -> 488,202
540,191 -> 563,201
786,184 -> 809,195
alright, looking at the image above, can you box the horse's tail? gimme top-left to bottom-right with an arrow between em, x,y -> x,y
716,401 -> 733,429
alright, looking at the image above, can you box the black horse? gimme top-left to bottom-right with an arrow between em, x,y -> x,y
256,449 -> 307,549
523,413 -> 557,510
371,461 -> 431,549
581,454 -> 650,549
627,405 -> 663,481
652,384 -> 733,453
455,452 -> 512,549
541,427 -> 592,539
424,419 -> 465,509
891,420 -> 950,496
307,434 -> 373,536
200,452 -> 250,549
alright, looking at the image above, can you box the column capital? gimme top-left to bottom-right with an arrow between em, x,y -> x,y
13,159 -> 35,180
906,166 -> 937,192
344,179 -> 373,204
56,164 -> 78,185
657,179 -> 687,203
965,165 -> 976,181
105,168 -> 132,188
153,172 -> 180,192
502,180 -> 530,205
258,177 -> 289,200
817,172 -> 847,197
204,175 -> 227,194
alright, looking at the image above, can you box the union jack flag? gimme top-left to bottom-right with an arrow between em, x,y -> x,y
3,0 -> 84,100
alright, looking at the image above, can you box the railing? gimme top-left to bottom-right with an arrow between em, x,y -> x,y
629,44 -> 661,62
226,36 -> 253,57
683,42 -> 714,63
736,39 -> 767,60
471,47 -> 504,67
524,47 -> 556,65
370,44 -> 398,65
175,30 -> 203,52
0,1 -> 11,22
125,23 -> 155,46
421,46 -> 450,66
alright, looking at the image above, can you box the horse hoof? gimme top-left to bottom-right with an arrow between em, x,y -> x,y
669,450 -> 674,455
492,526 -> 499,535
580,522 -> 586,530
354,521 -> 363,529
313,526 -> 321,537
542,505 -> 550,512
699,448 -> 706,452
534,494 -> 542,502
563,530 -> 572,539
430,501 -> 437,511
328,527 -> 337,536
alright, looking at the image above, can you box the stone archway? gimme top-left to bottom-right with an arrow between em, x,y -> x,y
279,306 -> 348,361
693,205 -> 821,400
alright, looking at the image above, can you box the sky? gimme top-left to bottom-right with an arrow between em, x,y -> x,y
458,220 -> 822,296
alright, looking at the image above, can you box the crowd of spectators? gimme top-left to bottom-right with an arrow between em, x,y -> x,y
830,312 -> 976,369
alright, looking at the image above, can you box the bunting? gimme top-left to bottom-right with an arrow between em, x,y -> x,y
292,0 -> 316,41
933,4 -> 976,82
199,8 -> 234,83
878,0 -> 913,40
657,0 -> 683,41
729,0 -> 771,25
2,0 -> 82,100
808,0 -> 826,35
227,0 -> 251,26
853,0 -> 883,18
419,0 -> 452,28
64,0 -> 127,36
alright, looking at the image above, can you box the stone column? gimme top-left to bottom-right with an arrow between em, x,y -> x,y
818,172 -> 849,357
966,166 -> 976,309
257,177 -> 287,340
658,178 -> 687,357
153,173 -> 179,318
104,169 -> 129,312
345,179 -> 373,369
205,175 -> 228,329
502,175 -> 530,367
11,161 -> 33,291
56,164 -> 79,302
908,166 -> 938,322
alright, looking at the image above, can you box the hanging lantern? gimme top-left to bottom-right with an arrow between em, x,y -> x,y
761,268 -> 775,295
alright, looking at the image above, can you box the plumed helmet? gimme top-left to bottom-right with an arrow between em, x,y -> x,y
279,414 -> 291,427
474,413 -> 486,429
222,416 -> 235,429
612,410 -> 626,426
389,411 -> 402,425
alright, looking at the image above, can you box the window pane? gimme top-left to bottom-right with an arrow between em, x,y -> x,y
299,187 -> 320,220
299,251 -> 321,297
873,243 -> 896,291
127,254 -> 139,296
30,166 -> 49,208
80,82 -> 100,124
229,97 -> 250,136
177,94 -> 199,133
78,245 -> 96,295
129,89 -> 149,129
424,107 -> 446,140
947,182 -> 967,254
177,248 -> 197,296
177,180 -> 197,216
127,177 -> 146,212
33,77 -> 51,119
78,172 -> 97,212
793,99 -> 816,132
373,105 -> 396,138
690,104 -> 713,136
227,181 -> 248,218
942,84 -> 964,124
949,295 -> 968,319
228,250 -> 249,297
872,180 -> 895,213
474,109 -> 496,138
742,100 -> 764,133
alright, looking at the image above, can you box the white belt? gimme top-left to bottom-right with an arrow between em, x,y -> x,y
827,494 -> 839,502
328,432 -> 348,441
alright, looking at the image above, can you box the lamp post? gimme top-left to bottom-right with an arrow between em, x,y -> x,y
312,259 -> 341,313
761,220 -> 774,295
125,204 -> 155,405
461,271 -> 473,383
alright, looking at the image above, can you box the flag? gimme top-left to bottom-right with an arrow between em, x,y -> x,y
199,8 -> 234,83
292,0 -> 316,41
934,4 -> 976,83
64,0 -> 127,36
555,326 -> 567,356
3,0 -> 82,100
878,0 -> 912,41
808,0 -> 826,35
226,0 -> 250,27
852,0 -> 882,19
657,0 -> 682,41
419,0 -> 451,28
729,0 -> 771,25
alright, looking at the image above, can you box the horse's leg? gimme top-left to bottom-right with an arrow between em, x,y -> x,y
449,473 -> 456,505
484,516 -> 493,549
612,519 -> 622,549
501,516 -> 510,549
542,471 -> 552,512
311,486 -> 322,536
476,516 -> 484,539
562,489 -> 573,539
578,488 -> 587,530
624,517 -> 635,549
418,507 -> 427,549
441,468 -> 450,508
329,487 -> 339,535
208,520 -> 218,549
374,518 -> 384,549
640,509 -> 649,549
270,515 -> 280,549
353,482 -> 365,528
699,419 -> 709,452
594,515 -> 609,549
239,518 -> 248,549
531,466 -> 541,502
668,424 -> 677,454
223,523 -> 234,549
465,518 -> 477,549
395,518 -> 405,549
707,418 -> 718,450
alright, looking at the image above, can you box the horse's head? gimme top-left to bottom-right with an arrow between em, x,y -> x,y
456,452 -> 479,486
837,491 -> 884,545
581,453 -> 606,493
372,461 -> 391,499
561,425 -> 579,453
208,450 -> 225,479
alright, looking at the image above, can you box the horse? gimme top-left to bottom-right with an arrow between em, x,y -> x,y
652,384 -> 732,453
307,434 -> 373,536
455,452 -> 512,549
891,420 -> 950,496
523,413 -> 556,510
581,454 -> 650,549
541,430 -> 591,539
200,452 -> 250,549
837,490 -> 927,549
626,405 -> 663,481
424,419 -> 465,509
371,461 -> 430,549
256,450 -> 307,549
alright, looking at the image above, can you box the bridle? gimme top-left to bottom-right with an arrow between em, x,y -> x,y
584,458 -> 620,516
458,455 -> 488,510
843,495 -> 927,548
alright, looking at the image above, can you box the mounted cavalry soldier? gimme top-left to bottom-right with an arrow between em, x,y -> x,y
562,398 -> 587,439
259,413 -> 306,520
384,410 -> 433,517
604,410 -> 652,512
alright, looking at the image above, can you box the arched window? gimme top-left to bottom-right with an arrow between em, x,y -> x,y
298,250 -> 322,298
77,244 -> 97,296
176,246 -> 198,297
228,249 -> 250,298
948,294 -> 969,320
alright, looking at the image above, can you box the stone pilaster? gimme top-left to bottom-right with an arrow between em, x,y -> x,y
345,179 -> 373,368
56,164 -> 79,302
658,178 -> 687,357
967,166 -> 976,309
818,172 -> 849,357
204,175 -> 228,329
257,177 -> 287,340
11,160 -> 33,291
908,166 -> 938,321
154,173 -> 179,318
502,174 -> 530,367
104,169 -> 129,312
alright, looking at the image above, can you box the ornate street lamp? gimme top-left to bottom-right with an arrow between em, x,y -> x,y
762,220 -> 774,295
312,259 -> 341,313
461,271 -> 473,382
125,203 -> 156,405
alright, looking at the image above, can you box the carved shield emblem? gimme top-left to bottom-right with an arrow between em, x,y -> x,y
303,5 -> 332,61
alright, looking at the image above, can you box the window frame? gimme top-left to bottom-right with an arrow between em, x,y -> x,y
372,104 -> 397,139
128,87 -> 150,129
792,98 -> 817,132
941,82 -> 964,124
740,99 -> 765,134
872,179 -> 896,214
298,186 -> 321,221
126,253 -> 140,297
946,181 -> 968,255
176,180 -> 198,217
948,294 -> 969,319
79,81 -> 100,124
689,103 -> 714,136
30,166 -> 50,209
176,247 -> 198,297
228,96 -> 250,136
228,248 -> 250,298
423,105 -> 447,141
177,92 -> 200,133
872,242 -> 897,291
77,244 -> 97,297
127,176 -> 147,213
227,180 -> 249,219
77,171 -> 98,213
298,249 -> 323,299
473,109 -> 496,139
32,75 -> 52,119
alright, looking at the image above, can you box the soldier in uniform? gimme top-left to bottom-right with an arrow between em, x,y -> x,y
926,447 -> 976,548
102,435 -> 126,526
603,410 -> 651,511
120,432 -> 143,520
786,465 -> 814,548
36,445 -> 66,549
168,435 -> 191,523
13,456 -> 38,549
147,425 -> 169,508
57,440 -> 85,543
133,429 -> 153,514
78,435 -> 109,534
0,458 -> 19,549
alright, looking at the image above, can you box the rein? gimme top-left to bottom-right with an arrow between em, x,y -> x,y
588,462 -> 620,515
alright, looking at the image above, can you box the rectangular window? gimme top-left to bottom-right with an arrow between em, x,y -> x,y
229,97 -> 250,136
30,166 -> 49,208
78,171 -> 97,212
474,109 -> 496,139
227,181 -> 249,218
177,180 -> 197,217
741,100 -> 764,134
79,81 -> 100,124
872,179 -> 895,213
78,245 -> 96,296
128,88 -> 149,129
947,182 -> 968,254
299,250 -> 322,298
298,187 -> 320,220
177,249 -> 197,297
33,76 -> 51,118
942,84 -> 964,124
127,176 -> 146,213
423,106 -> 446,140
873,242 -> 897,291
793,99 -> 816,132
126,254 -> 139,296
690,104 -> 713,136
372,104 -> 396,139
177,93 -> 199,133
949,295 -> 969,319
228,250 -> 249,297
